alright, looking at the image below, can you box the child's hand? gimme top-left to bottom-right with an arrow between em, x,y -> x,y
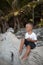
27,38 -> 32,41
27,38 -> 37,42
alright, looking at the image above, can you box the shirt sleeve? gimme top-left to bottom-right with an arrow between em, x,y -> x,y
25,33 -> 29,39
33,33 -> 37,40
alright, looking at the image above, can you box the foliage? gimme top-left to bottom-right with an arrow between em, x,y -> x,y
0,0 -> 43,28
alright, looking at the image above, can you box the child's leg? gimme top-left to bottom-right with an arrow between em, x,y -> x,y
19,38 -> 25,53
22,45 -> 31,60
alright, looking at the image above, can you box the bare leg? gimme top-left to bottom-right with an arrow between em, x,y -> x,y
19,38 -> 25,53
21,46 -> 31,61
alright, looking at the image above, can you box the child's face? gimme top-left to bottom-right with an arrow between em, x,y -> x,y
26,24 -> 33,32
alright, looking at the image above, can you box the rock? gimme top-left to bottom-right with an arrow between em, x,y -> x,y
36,41 -> 43,47
0,28 -> 43,65
15,28 -> 26,39
7,28 -> 14,33
0,58 -> 11,65
37,29 -> 43,41
15,28 -> 43,41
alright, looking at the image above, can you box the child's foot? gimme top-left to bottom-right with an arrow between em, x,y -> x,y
19,57 -> 25,64
19,56 -> 28,65
21,56 -> 28,61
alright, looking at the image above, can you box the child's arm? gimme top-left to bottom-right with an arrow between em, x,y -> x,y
27,38 -> 37,42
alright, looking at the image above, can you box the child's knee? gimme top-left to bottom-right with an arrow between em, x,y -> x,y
27,45 -> 31,49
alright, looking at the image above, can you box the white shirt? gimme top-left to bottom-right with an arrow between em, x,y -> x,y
25,32 -> 37,40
